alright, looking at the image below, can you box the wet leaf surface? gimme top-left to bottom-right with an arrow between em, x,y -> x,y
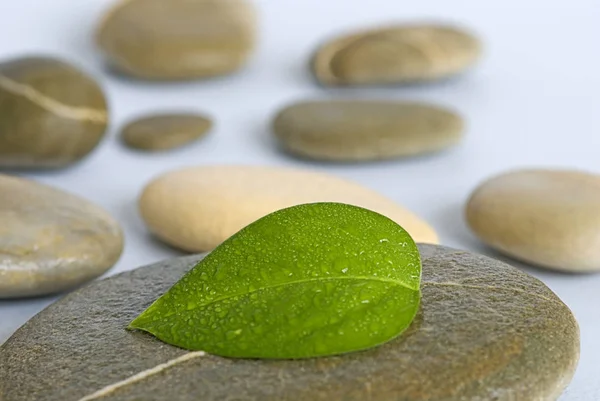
129,202 -> 421,359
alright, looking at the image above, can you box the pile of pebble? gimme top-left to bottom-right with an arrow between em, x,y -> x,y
0,0 -> 589,400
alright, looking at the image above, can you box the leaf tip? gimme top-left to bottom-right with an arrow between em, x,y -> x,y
127,314 -> 146,332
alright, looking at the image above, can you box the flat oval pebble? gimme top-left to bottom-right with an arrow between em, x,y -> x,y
467,169 -> 600,272
0,245 -> 579,400
0,174 -> 123,298
273,100 -> 463,161
0,56 -> 108,169
312,24 -> 481,86
139,165 -> 438,251
121,113 -> 212,152
96,0 -> 256,80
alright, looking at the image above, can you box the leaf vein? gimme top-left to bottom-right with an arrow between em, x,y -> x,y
167,275 -> 419,315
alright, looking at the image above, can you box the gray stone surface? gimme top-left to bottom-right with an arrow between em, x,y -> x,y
0,245 -> 579,400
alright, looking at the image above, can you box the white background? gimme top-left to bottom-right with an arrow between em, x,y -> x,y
1,0 -> 599,399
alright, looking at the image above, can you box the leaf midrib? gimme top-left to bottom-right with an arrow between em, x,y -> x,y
161,275 -> 419,318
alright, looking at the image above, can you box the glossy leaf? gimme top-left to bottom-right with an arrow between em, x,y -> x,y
129,202 -> 421,359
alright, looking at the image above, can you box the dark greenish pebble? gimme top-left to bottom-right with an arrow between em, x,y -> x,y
0,56 -> 109,169
312,24 -> 481,86
0,174 -> 123,298
0,245 -> 579,400
273,100 -> 464,162
121,113 -> 212,152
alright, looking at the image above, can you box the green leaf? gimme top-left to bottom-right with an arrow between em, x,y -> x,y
129,202 -> 421,359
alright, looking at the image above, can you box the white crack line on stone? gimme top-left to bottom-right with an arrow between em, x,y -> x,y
0,73 -> 107,123
76,351 -> 206,401
422,281 -> 559,304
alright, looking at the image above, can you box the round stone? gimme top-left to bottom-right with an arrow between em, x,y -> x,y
0,56 -> 109,169
273,100 -> 464,161
96,0 -> 257,80
312,24 -> 481,86
121,113 -> 212,152
466,169 -> 600,272
139,165 -> 438,252
0,245 -> 579,400
0,174 -> 123,298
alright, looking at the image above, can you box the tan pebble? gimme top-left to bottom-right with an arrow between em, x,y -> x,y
139,165 -> 438,252
466,169 -> 600,272
121,113 -> 212,152
0,174 -> 124,298
273,99 -> 464,162
96,0 -> 257,80
312,23 -> 481,86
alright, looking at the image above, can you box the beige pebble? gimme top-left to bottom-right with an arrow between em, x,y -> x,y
0,174 -> 124,298
312,23 -> 481,86
139,165 -> 438,252
466,169 -> 600,272
96,0 -> 257,80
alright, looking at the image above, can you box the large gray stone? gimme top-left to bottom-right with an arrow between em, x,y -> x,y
0,245 -> 579,400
